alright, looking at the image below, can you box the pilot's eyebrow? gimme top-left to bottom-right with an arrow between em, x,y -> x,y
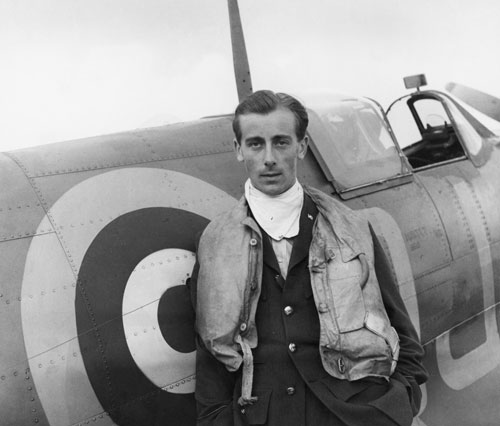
244,136 -> 264,145
271,134 -> 292,141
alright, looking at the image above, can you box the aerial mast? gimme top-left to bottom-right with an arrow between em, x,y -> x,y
227,0 -> 253,101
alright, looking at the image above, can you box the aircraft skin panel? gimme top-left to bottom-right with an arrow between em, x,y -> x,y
0,238 -> 51,426
361,162 -> 500,425
0,153 -> 49,241
6,118 -> 234,180
418,173 -> 481,262
435,180 -> 500,389
0,238 -> 34,368
412,175 -> 488,341
403,149 -> 500,424
0,358 -> 48,426
16,216 -> 112,425
421,306 -> 500,425
0,154 -> 54,425
416,263 -> 481,344
22,230 -> 79,350
355,180 -> 452,281
421,158 -> 500,247
121,248 -> 197,392
475,152 -> 500,245
342,177 -> 462,345
416,157 -> 500,325
15,167 -> 237,425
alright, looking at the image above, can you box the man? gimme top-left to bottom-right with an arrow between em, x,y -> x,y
190,90 -> 427,426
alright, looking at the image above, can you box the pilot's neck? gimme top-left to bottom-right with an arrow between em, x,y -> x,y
245,179 -> 303,241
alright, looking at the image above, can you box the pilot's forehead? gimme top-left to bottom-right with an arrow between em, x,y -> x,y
239,108 -> 296,139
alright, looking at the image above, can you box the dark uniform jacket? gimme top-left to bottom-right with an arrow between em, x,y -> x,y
191,194 -> 428,426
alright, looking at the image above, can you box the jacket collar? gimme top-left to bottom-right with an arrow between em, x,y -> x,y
303,185 -> 362,262
287,194 -> 318,273
236,185 -> 363,265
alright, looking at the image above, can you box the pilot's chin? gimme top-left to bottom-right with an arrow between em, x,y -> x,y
259,184 -> 284,196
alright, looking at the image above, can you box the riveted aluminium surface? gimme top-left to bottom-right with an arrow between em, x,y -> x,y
416,260 -> 485,344
357,175 -> 458,343
420,160 -> 500,253
479,150 -> 500,244
415,173 -> 484,340
0,238 -> 39,369
0,153 -> 48,241
30,150 -> 244,214
420,173 -> 479,262
415,159 -> 500,343
0,235 -> 51,425
19,167 -> 236,426
20,331 -> 114,426
77,295 -> 197,425
9,118 -> 234,179
359,177 -> 452,280
21,232 -> 78,350
0,359 -> 48,426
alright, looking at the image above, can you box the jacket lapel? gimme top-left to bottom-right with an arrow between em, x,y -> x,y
287,194 -> 318,274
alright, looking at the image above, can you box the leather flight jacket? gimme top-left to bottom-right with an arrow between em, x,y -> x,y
196,185 -> 400,405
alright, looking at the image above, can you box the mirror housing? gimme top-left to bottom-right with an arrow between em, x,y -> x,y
404,74 -> 427,91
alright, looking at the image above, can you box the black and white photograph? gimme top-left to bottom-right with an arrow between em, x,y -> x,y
1,1 -> 499,425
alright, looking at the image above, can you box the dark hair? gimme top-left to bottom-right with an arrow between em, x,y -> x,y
232,90 -> 309,143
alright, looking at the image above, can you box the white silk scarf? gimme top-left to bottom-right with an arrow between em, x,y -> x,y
244,178 -> 303,241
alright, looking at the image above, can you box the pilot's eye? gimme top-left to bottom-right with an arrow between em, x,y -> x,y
248,141 -> 262,149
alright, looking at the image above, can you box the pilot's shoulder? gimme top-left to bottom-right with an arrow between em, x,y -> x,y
202,195 -> 248,234
303,185 -> 357,216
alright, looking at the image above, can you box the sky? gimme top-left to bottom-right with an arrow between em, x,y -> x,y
1,0 -> 499,152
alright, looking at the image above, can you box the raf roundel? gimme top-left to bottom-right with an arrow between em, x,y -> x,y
21,168 -> 236,426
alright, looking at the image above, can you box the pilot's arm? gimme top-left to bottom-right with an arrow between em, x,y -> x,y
370,226 -> 429,416
194,336 -> 238,425
188,260 -> 239,426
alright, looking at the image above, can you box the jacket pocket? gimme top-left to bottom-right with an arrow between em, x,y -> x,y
327,253 -> 366,332
241,389 -> 272,425
319,249 -> 398,380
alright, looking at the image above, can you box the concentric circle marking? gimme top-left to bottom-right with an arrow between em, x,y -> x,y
76,207 -> 206,422
158,285 -> 196,354
123,249 -> 196,393
21,168 -> 236,426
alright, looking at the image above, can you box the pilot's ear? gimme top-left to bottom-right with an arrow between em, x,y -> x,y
297,136 -> 309,160
234,139 -> 244,162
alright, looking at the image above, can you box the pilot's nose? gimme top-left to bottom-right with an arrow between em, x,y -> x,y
264,145 -> 276,167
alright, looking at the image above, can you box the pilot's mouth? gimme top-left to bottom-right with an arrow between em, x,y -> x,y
261,172 -> 281,178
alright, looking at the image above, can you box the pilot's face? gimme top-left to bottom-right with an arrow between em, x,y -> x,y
235,108 -> 308,196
